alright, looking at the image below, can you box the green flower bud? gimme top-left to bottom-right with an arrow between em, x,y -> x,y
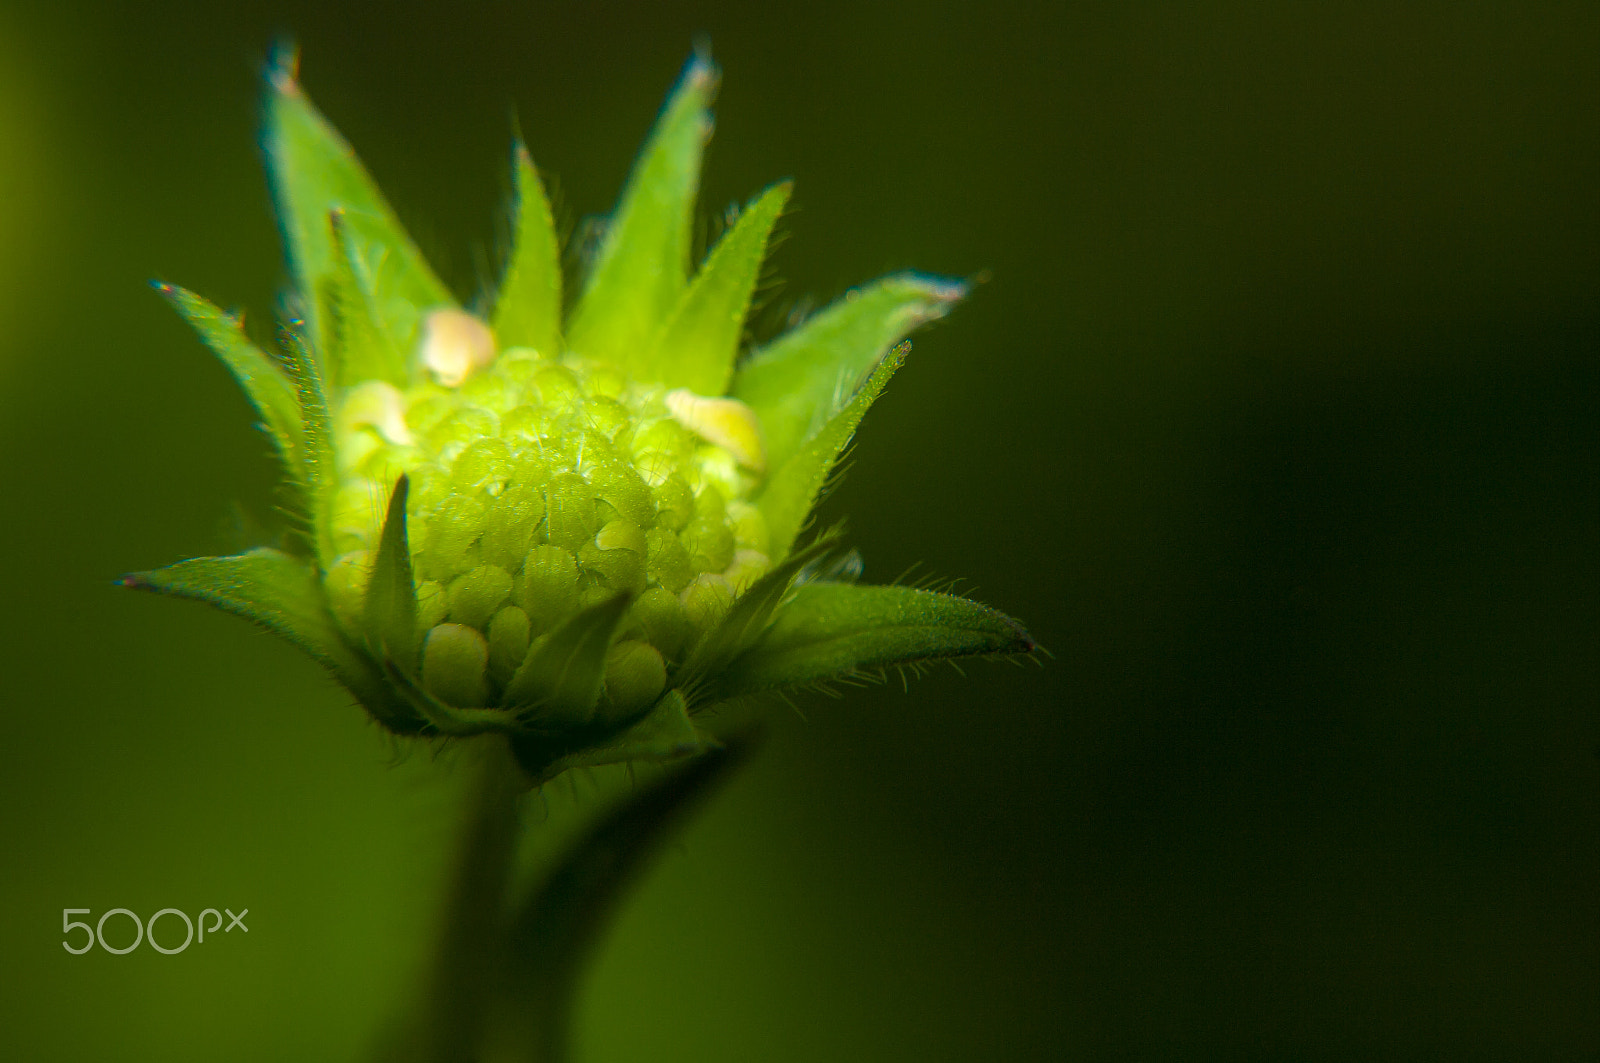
647,468 -> 695,532
479,483 -> 546,572
544,471 -> 600,551
130,51 -> 1035,784
630,418 -> 693,462
495,347 -> 542,382
645,527 -> 694,593
627,587 -> 691,661
531,365 -> 581,407
680,484 -> 735,574
415,580 -> 448,634
588,459 -> 655,528
579,520 -> 647,596
420,492 -> 487,581
422,623 -> 489,707
519,544 -> 580,633
598,641 -> 667,725
447,564 -> 513,632
487,606 -> 531,685
450,437 -> 512,492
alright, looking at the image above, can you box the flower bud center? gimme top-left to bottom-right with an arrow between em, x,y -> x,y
327,335 -> 771,691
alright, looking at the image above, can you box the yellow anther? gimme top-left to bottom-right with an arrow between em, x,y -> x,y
421,308 -> 496,387
665,389 -> 766,473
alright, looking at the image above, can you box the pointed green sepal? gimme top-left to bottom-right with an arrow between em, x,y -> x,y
732,273 -> 965,472
759,342 -> 906,560
279,327 -> 339,567
492,144 -> 564,356
117,548 -> 423,732
119,548 -> 337,661
265,53 -> 454,359
364,474 -> 419,665
523,690 -> 713,782
652,180 -> 790,394
155,284 -> 306,487
321,209 -> 410,387
504,592 -> 634,726
678,531 -> 840,695
566,53 -> 717,370
705,583 -> 1035,701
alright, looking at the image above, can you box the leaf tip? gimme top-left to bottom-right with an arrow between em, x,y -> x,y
685,44 -> 718,91
907,271 -> 969,307
999,612 -> 1038,655
266,40 -> 302,96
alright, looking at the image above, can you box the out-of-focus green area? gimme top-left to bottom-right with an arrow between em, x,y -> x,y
1,1 -> 1595,1059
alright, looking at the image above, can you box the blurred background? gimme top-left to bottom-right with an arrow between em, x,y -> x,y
1,1 -> 1595,1059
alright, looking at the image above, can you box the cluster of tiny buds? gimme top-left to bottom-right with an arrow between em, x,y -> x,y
320,310 -> 772,717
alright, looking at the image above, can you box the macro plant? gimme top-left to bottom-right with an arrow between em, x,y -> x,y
123,45 -> 1035,1059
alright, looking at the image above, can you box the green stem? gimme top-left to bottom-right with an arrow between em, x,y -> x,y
401,737 -> 526,1063
486,739 -> 752,1063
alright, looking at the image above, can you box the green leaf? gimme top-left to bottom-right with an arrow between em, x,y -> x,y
364,475 -> 418,666
320,209 -> 411,388
705,583 -> 1035,701
119,549 -> 334,659
565,53 -> 717,372
678,532 -> 839,695
490,731 -> 747,1060
265,53 -> 454,361
651,180 -> 791,395
758,342 -> 906,560
492,144 -> 563,356
504,593 -> 633,726
732,273 -> 965,472
154,284 -> 307,488
279,328 -> 339,568
118,548 -> 422,732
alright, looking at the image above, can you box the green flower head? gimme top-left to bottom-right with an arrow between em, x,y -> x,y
124,49 -> 1034,782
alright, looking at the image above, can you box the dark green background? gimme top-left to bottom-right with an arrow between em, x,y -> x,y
1,1 -> 1595,1059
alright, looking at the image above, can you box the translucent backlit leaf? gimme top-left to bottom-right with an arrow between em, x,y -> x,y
566,54 -> 717,372
652,180 -> 790,395
707,583 -> 1034,701
155,284 -> 305,484
265,54 -> 454,361
492,144 -> 563,357
118,548 -> 421,732
732,273 -> 964,472
758,342 -> 906,560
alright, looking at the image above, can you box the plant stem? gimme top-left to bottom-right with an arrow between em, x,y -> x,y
416,737 -> 526,1063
